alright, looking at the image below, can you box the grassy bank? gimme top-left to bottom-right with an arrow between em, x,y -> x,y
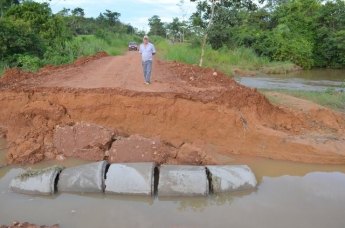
0,62 -> 8,77
0,33 -> 139,76
72,33 -> 140,57
262,89 -> 345,112
42,33 -> 139,68
154,39 -> 296,76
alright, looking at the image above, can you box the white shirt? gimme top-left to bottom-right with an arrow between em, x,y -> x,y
139,42 -> 156,62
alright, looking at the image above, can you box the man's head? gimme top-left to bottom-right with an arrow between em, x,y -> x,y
143,35 -> 149,44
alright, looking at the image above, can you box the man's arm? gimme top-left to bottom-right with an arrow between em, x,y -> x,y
152,44 -> 156,55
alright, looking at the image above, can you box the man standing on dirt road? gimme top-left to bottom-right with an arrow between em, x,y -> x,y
139,35 -> 156,85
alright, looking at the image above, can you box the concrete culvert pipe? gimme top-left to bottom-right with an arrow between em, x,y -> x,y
158,165 -> 209,197
105,162 -> 155,196
58,161 -> 107,193
10,166 -> 63,196
206,165 -> 257,193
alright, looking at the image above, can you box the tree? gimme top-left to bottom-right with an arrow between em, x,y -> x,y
5,1 -> 52,34
1,1 -> 71,68
177,0 -> 190,42
70,7 -> 85,34
265,0 -> 321,68
314,0 -> 345,67
0,18 -> 42,63
57,7 -> 71,17
125,24 -> 135,34
0,0 -> 19,18
148,15 -> 166,37
166,17 -> 184,42
71,7 -> 85,17
103,9 -> 121,26
190,0 -> 217,66
190,0 -> 263,66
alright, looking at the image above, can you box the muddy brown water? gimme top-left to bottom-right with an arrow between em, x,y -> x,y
1,137 -> 345,228
236,69 -> 345,91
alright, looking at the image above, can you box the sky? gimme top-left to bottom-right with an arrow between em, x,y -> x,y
36,0 -> 196,32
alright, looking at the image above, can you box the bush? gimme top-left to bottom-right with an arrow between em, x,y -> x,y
256,25 -> 314,69
43,43 -> 77,65
0,62 -> 9,77
16,54 -> 42,72
156,39 -> 280,75
0,18 -> 43,65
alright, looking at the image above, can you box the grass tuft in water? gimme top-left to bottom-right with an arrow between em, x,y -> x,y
262,89 -> 345,112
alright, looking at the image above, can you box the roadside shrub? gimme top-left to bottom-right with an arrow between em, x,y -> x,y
257,25 -> 314,69
16,54 -> 42,71
0,62 -> 9,77
0,18 -> 43,64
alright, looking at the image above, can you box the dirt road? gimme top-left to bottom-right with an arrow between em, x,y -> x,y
0,51 -> 344,165
39,52 -> 185,93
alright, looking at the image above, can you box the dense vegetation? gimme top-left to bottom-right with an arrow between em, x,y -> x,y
0,0 -> 139,74
154,37 -> 295,74
1,0 -> 344,76
149,0 -> 345,69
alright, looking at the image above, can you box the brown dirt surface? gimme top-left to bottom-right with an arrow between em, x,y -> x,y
0,51 -> 344,165
107,134 -> 175,164
232,68 -> 257,77
53,122 -> 115,161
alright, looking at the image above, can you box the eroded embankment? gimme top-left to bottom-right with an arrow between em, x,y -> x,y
0,86 -> 344,165
0,52 -> 344,165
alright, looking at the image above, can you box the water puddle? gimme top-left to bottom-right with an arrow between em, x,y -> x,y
1,138 -> 345,227
235,69 -> 345,91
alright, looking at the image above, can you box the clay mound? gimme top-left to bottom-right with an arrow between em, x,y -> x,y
0,68 -> 34,87
164,60 -> 235,88
5,100 -> 69,164
53,122 -> 115,161
74,51 -> 109,66
107,134 -> 174,164
161,60 -> 306,133
163,60 -> 277,113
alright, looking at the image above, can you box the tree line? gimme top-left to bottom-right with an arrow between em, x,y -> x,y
0,0 -> 137,70
148,0 -> 345,69
1,0 -> 344,71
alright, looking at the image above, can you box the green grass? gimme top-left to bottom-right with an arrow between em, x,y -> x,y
0,33 -> 140,76
155,39 -> 296,76
72,33 -> 140,57
262,89 -> 345,112
0,62 -> 9,77
260,62 -> 301,74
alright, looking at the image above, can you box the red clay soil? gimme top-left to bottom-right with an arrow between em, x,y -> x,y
0,51 -> 344,165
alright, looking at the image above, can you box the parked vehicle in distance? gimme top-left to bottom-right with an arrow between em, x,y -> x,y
128,42 -> 138,51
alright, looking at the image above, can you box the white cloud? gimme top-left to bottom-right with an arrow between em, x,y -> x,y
38,0 -> 196,29
125,16 -> 150,31
136,0 -> 181,4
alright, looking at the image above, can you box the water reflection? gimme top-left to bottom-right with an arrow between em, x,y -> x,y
160,189 -> 257,212
269,69 -> 345,81
235,69 -> 345,91
1,168 -> 345,227
1,138 -> 345,227
236,76 -> 345,91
